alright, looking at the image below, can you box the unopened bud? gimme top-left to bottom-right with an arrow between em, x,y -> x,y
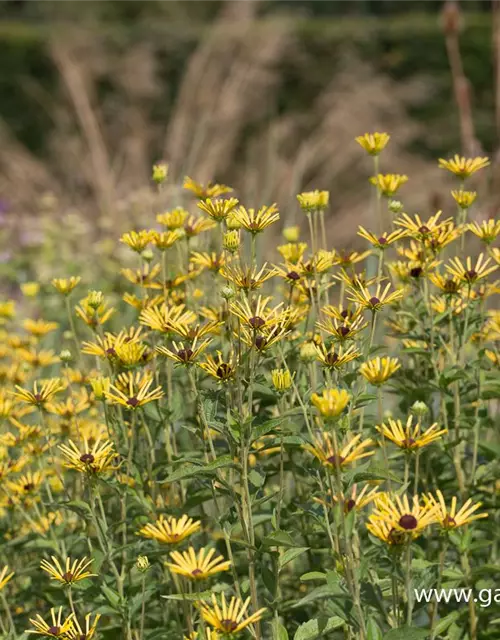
152,163 -> 168,185
136,555 -> 150,573
87,291 -> 103,310
59,350 -> 72,363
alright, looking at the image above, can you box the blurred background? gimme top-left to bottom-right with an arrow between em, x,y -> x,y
0,0 -> 499,294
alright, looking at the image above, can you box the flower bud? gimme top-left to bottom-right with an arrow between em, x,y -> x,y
223,230 -> 240,253
300,341 -> 317,362
152,163 -> 168,185
136,555 -> 150,573
283,225 -> 300,242
271,368 -> 294,392
220,286 -> 235,301
388,199 -> 404,214
141,248 -> 154,263
411,401 -> 429,417
87,290 -> 104,310
89,376 -> 111,400
59,350 -> 72,363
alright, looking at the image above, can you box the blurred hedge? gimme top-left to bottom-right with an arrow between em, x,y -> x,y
0,8 -> 494,158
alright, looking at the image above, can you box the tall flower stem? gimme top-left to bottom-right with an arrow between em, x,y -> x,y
404,543 -> 413,626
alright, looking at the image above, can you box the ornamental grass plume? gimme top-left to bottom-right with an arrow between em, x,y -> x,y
1,132 -> 498,640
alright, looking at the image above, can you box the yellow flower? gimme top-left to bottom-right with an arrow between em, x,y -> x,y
150,229 -> 183,251
271,368 -> 294,392
65,614 -> 101,640
40,556 -> 97,585
26,607 -> 75,637
332,249 -> 371,267
424,490 -> 488,530
0,565 -> 14,591
314,343 -> 360,370
310,388 -> 350,418
165,547 -> 231,580
297,190 -> 329,212
199,351 -> 236,382
368,493 -> 438,543
445,253 -> 498,285
347,282 -> 404,311
183,214 -> 216,237
199,593 -> 266,635
438,154 -> 490,178
23,319 -> 59,337
59,438 -> 116,474
140,303 -> 197,334
369,174 -> 408,197
152,162 -> 168,184
221,264 -> 277,291
428,272 -> 463,295
184,177 -> 233,199
105,372 -> 163,409
120,230 -> 152,253
355,131 -> 390,155
316,314 -> 368,342
277,242 -> 308,264
121,263 -> 162,289
7,471 -> 44,497
394,211 -> 449,238
232,204 -> 280,233
13,378 -> 64,407
0,300 -> 16,320
157,207 -> 190,229
229,295 -> 283,331
137,514 -> 201,544
359,356 -> 400,385
357,227 -> 407,249
190,251 -> 228,272
282,225 -> 300,242
52,277 -> 81,296
197,197 -> 239,222
468,219 -> 500,244
376,416 -> 447,450
21,282 -> 40,297
239,324 -> 290,352
18,349 -> 60,369
314,484 -> 382,512
222,230 -> 240,253
303,432 -> 374,469
451,190 -> 477,209
156,336 -> 211,366
75,297 -> 115,327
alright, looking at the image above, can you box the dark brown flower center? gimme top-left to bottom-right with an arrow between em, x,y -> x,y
191,568 -> 203,576
325,352 -> 339,366
254,335 -> 266,350
338,325 -> 351,337
443,515 -> 456,528
47,627 -> 60,636
326,454 -> 345,467
377,237 -> 388,245
398,514 -> 418,530
105,347 -> 116,356
62,571 -> 73,582
369,296 -> 380,307
127,397 -> 140,407
221,619 -> 238,632
23,483 -> 34,492
80,453 -> 95,464
465,269 -> 477,281
419,225 -> 430,234
402,438 -> 416,449
287,271 -> 300,281
249,316 -> 265,329
176,348 -> 193,362
34,393 -> 43,403
410,267 -> 423,278
345,498 -> 356,513
216,363 -> 233,379
444,279 -> 459,293
340,310 -> 350,319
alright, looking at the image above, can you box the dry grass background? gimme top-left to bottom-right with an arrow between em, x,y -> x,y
0,0 -> 496,253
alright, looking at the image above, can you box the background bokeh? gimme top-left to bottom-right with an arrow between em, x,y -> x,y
0,0 -> 498,296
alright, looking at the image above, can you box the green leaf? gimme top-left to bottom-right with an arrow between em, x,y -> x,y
300,572 -> 327,582
383,627 -> 429,640
433,611 -> 461,636
279,547 -> 309,570
53,500 -> 93,519
249,469 -> 265,487
262,530 -> 297,548
161,455 -> 235,483
252,417 -> 285,441
162,591 -> 213,602
366,617 -> 384,640
273,621 -> 289,640
293,616 -> 344,640
101,584 -> 122,610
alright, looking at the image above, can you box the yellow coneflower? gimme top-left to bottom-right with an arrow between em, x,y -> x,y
357,227 -> 407,249
184,177 -> 233,199
82,329 -> 142,359
197,197 -> 239,222
347,282 -> 404,312
468,219 -> 500,244
156,337 -> 211,366
75,297 -> 115,327
277,242 -> 308,264
183,215 -> 217,237
156,207 -> 190,229
332,249 -> 372,267
52,277 -> 81,295
369,174 -> 408,197
445,253 -> 498,285
199,352 -> 236,382
21,282 -> 40,297
221,264 -> 277,292
424,490 -> 488,530
368,493 -> 438,542
199,593 -> 267,635
293,251 -> 334,278
48,394 -> 90,419
65,614 -> 101,640
271,368 -> 294,392
360,356 -> 400,385
190,251 -> 228,272
239,324 -> 290,352
376,416 -> 447,450
316,314 -> 368,342
438,154 -> 490,179
314,484 -> 382,512
23,319 -> 59,337
13,378 -> 65,407
59,438 -> 116,475
123,293 -> 164,311
451,189 -> 477,209
296,190 -> 329,213
120,230 -> 152,252
137,514 -> 201,544
394,211 -> 448,238
229,295 -> 283,331
18,349 -> 60,368
310,388 -> 350,418
0,565 -> 14,591
26,607 -> 74,637
40,556 -> 97,585
140,303 -> 197,334
355,132 -> 390,155
165,547 -> 231,580
105,371 -> 164,409
150,229 -> 183,251
303,432 -> 374,469
7,471 -> 44,497
314,343 -> 360,370
121,264 -> 162,289
232,204 -> 280,233
428,271 -> 463,295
